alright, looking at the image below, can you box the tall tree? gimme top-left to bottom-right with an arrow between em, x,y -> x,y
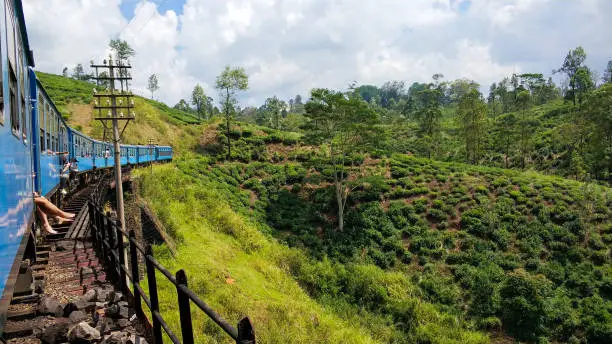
555,46 -> 587,106
516,89 -> 533,169
72,64 -> 85,80
109,39 -> 135,62
457,89 -> 488,164
448,79 -> 479,104
603,60 -> 612,84
573,67 -> 594,106
583,84 -> 612,182
191,84 -> 207,119
293,94 -> 305,113
173,99 -> 191,112
215,66 -> 249,159
380,81 -> 405,108
97,71 -> 110,89
414,82 -> 443,159
264,96 -> 286,129
497,113 -> 517,168
147,74 -> 159,99
303,88 -> 380,232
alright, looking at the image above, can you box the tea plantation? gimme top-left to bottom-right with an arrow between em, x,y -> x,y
166,124 -> 612,343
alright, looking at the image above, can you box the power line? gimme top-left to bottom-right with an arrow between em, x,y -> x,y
87,0 -> 170,66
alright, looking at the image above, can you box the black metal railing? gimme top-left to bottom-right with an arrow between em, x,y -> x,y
88,200 -> 256,344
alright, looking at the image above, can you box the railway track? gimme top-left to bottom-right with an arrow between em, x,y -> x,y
3,186 -> 105,342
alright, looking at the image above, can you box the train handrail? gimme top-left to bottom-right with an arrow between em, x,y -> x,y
87,199 -> 255,344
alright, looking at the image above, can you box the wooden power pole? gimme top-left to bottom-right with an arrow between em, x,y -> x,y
147,138 -> 156,173
91,57 -> 135,235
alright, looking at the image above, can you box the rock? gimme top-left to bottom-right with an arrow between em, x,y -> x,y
116,318 -> 130,328
101,331 -> 126,344
118,306 -> 129,319
104,305 -> 119,318
63,303 -> 79,317
96,317 -> 121,334
34,279 -> 45,294
69,310 -> 87,323
96,302 -> 108,309
40,318 -> 71,344
96,289 -> 109,302
81,288 -> 97,302
68,321 -> 101,343
127,335 -> 148,344
73,299 -> 95,312
117,301 -> 128,308
106,291 -> 123,303
38,296 -> 63,316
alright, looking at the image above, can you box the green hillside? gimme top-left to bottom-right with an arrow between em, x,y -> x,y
138,125 -> 611,343
39,72 -> 612,343
36,72 -> 202,153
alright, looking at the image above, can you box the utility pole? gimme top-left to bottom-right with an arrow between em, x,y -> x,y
147,138 -> 156,173
91,57 -> 135,236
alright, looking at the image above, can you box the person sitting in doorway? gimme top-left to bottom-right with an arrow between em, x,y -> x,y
33,192 -> 75,234
59,154 -> 72,195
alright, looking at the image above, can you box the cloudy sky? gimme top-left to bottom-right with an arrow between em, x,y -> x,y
23,0 -> 612,107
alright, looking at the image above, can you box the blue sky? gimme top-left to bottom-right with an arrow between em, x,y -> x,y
23,0 -> 612,106
120,0 -> 185,19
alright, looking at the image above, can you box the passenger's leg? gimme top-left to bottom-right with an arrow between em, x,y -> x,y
34,197 -> 75,219
37,208 -> 58,234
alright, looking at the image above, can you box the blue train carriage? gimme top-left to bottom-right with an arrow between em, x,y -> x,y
156,145 -> 173,161
34,78 -> 70,196
0,0 -> 37,331
69,128 -> 96,171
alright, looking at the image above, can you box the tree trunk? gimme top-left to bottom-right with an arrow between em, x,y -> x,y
225,89 -> 232,159
336,183 -> 344,232
226,116 -> 231,159
505,136 -> 509,169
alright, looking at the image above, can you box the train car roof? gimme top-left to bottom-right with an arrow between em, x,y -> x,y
15,0 -> 34,67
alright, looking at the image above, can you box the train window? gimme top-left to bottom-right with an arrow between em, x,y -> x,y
9,66 -> 18,137
45,104 -> 50,151
53,113 -> 57,151
38,96 -> 45,152
54,112 -> 59,151
0,7 -> 3,126
6,1 -> 15,69
6,2 -> 16,134
17,31 -> 26,143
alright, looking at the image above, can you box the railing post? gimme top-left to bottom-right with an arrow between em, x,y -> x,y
129,231 -> 142,317
176,270 -> 194,344
116,223 -> 127,293
88,201 -> 94,241
100,214 -> 107,262
145,245 -> 163,344
236,317 -> 256,344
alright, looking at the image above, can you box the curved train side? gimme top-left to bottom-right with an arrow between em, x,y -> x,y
0,0 -> 172,331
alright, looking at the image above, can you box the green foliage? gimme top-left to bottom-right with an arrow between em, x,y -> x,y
216,66 -> 249,159
177,130 -> 612,342
136,163 -> 489,343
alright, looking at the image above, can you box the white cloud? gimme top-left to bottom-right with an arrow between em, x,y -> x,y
23,0 -> 612,107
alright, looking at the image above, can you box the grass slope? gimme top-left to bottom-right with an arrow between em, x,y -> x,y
135,164 -> 488,344
163,124 -> 611,343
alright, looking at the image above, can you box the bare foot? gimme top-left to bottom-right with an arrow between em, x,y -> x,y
44,225 -> 58,235
55,217 -> 74,225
